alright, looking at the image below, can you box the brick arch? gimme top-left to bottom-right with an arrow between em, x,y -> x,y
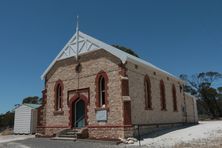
54,79 -> 64,111
95,70 -> 109,108
68,94 -> 88,128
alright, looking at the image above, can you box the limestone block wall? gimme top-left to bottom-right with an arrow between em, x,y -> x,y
43,50 -> 125,137
185,93 -> 198,123
126,61 -> 186,124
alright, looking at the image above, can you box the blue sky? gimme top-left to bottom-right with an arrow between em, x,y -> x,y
0,0 -> 222,114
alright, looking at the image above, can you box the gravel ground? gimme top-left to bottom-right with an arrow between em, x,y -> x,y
0,135 -> 34,144
132,121 -> 222,147
0,138 -> 128,148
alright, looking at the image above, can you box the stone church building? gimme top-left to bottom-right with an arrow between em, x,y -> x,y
37,30 -> 198,139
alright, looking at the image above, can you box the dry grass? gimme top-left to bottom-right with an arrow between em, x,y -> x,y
0,128 -> 13,136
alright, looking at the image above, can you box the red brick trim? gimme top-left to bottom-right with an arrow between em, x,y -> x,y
121,79 -> 129,96
144,75 -> 152,110
37,89 -> 47,126
172,84 -> 178,112
54,80 -> 64,112
53,111 -> 64,115
95,107 -> 109,111
67,88 -> 90,105
87,125 -> 133,128
160,79 -> 167,111
95,70 -> 109,108
37,126 -> 69,128
123,101 -> 132,125
68,94 -> 88,128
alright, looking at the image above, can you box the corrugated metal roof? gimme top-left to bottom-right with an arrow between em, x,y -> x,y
41,31 -> 182,82
23,103 -> 41,109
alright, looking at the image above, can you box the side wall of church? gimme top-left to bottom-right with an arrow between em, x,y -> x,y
185,93 -> 198,123
126,61 -> 187,124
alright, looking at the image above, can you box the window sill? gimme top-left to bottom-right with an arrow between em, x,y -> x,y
53,110 -> 64,115
145,107 -> 153,110
95,107 -> 109,112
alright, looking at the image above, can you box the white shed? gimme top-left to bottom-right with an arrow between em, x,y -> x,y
14,103 -> 41,134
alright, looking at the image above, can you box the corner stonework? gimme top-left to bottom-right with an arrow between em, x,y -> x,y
119,63 -> 134,138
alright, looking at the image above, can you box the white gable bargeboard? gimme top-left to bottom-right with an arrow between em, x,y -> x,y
41,31 -> 181,81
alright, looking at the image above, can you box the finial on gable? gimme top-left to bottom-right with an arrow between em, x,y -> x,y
76,15 -> 79,61
76,15 -> 79,32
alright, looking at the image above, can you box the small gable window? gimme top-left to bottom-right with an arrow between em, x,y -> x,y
172,84 -> 178,111
160,80 -> 166,111
144,75 -> 152,110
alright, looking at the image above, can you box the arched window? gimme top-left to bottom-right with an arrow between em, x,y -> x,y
144,75 -> 152,109
95,71 -> 109,108
99,76 -> 106,107
54,80 -> 63,111
172,84 -> 178,111
160,80 -> 166,110
56,84 -> 62,110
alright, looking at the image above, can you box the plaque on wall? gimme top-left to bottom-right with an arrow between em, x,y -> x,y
96,109 -> 107,122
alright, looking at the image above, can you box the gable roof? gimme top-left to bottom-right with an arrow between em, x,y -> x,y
41,31 -> 182,82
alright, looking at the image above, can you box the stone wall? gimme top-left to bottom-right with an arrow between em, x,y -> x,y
38,49 -> 198,139
126,61 -> 187,124
88,126 -> 133,140
185,93 -> 198,123
39,49 -> 132,139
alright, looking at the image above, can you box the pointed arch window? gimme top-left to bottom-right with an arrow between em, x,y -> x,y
54,80 -> 64,111
144,75 -> 152,110
95,71 -> 109,108
172,84 -> 178,111
99,76 -> 106,106
160,80 -> 166,111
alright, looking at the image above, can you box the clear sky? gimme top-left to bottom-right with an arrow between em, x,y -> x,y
0,0 -> 222,114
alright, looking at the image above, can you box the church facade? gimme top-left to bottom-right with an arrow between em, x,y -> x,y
37,31 -> 198,139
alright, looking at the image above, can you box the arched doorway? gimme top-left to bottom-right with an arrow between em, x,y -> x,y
72,98 -> 85,128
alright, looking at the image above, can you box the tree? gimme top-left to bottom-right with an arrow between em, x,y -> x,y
0,111 -> 14,129
112,45 -> 139,58
180,72 -> 222,118
22,96 -> 39,104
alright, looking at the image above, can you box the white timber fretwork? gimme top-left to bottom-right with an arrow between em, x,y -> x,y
58,32 -> 100,60
41,31 -> 180,81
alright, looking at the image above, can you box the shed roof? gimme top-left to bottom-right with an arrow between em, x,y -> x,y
41,31 -> 183,82
23,103 -> 41,109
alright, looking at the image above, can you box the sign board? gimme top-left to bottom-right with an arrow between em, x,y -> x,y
96,109 -> 107,122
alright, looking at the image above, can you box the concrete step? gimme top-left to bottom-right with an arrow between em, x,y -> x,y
66,131 -> 80,134
57,128 -> 89,139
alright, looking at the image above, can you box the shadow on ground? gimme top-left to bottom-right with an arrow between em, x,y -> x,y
138,124 -> 199,140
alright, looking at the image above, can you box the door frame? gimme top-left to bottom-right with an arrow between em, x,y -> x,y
69,94 -> 88,128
